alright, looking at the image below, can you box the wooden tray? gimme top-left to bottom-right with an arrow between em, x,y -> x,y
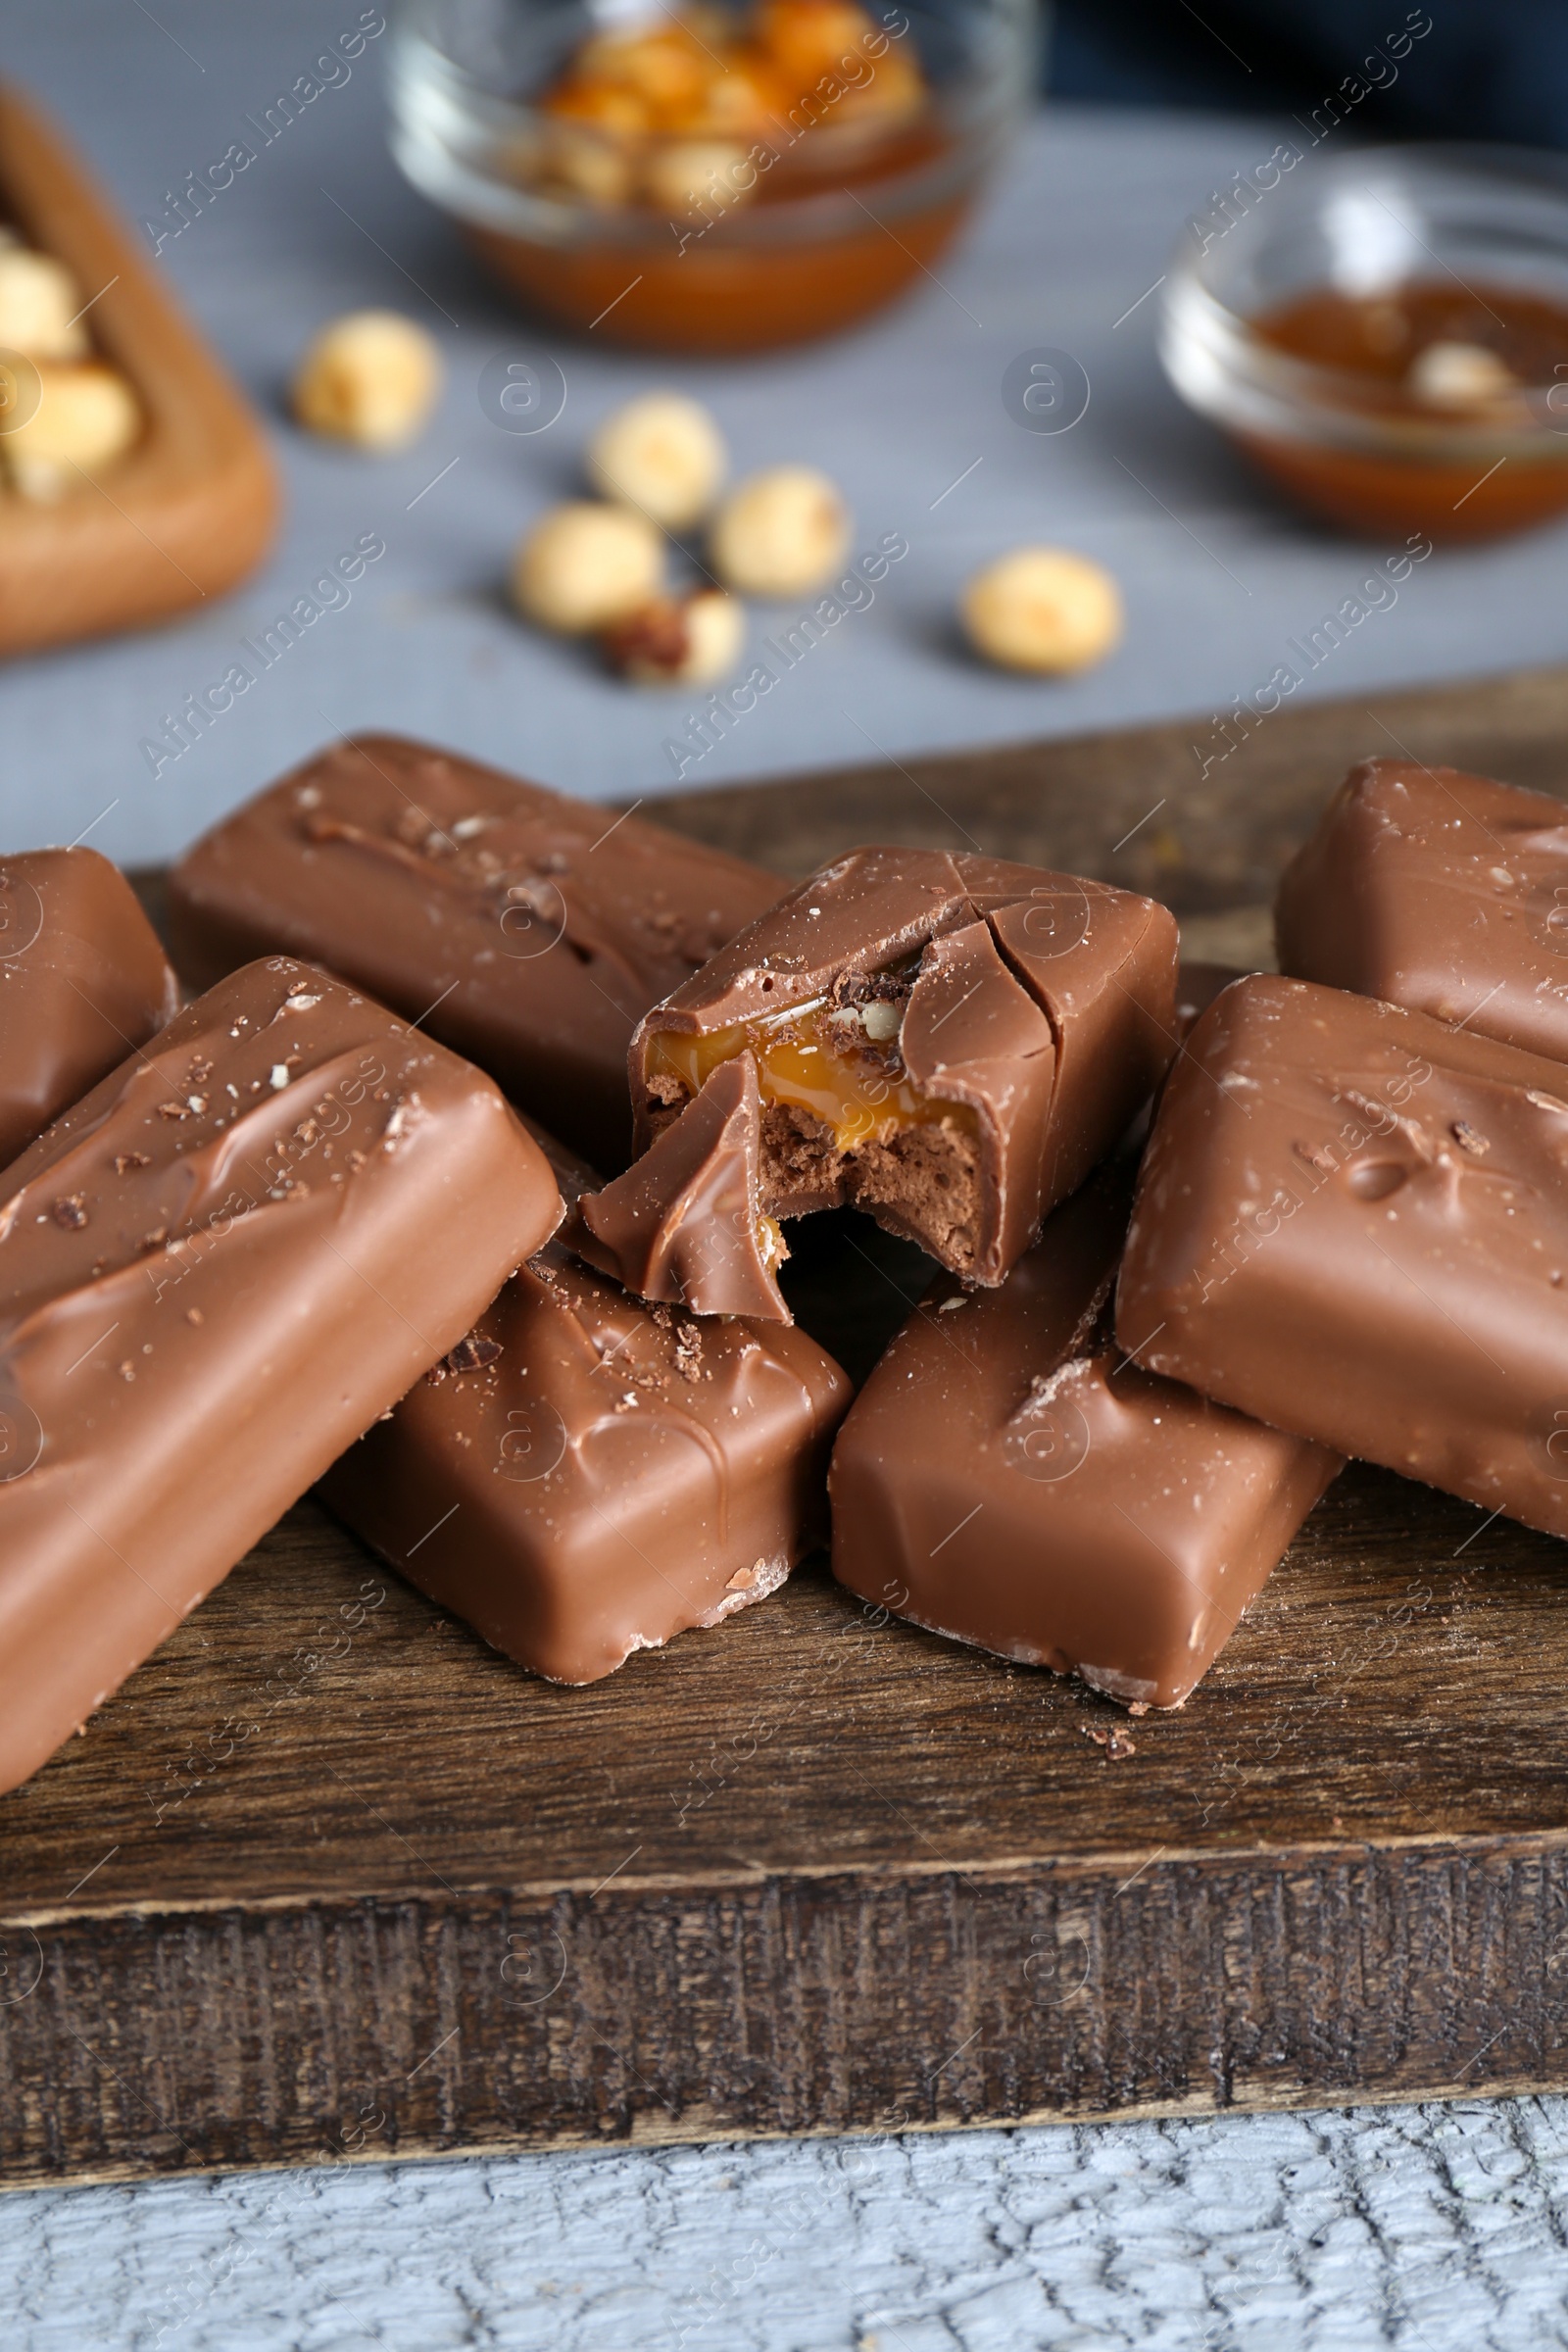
0,83 -> 278,656
8,664 -> 1568,2191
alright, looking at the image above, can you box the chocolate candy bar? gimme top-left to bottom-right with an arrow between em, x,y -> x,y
571,1054 -> 791,1320
167,734 -> 784,1169
831,1177 -> 1339,1709
630,848 -> 1178,1287
0,84 -> 277,655
318,1132 -> 850,1686
0,848 -> 178,1169
1116,971 -> 1568,1539
0,956 -> 560,1795
1276,759 -> 1568,1061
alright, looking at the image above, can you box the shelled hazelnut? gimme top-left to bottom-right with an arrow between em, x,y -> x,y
960,547 -> 1123,676
709,466 -> 849,597
602,588 -> 745,685
513,501 -> 665,634
3,361 -> 140,502
292,311 -> 443,451
0,245 -> 87,361
586,390 -> 727,530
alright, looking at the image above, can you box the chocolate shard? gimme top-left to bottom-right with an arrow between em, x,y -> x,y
1116,970 -> 1568,1540
0,956 -> 562,1796
571,1052 -> 791,1321
319,1128 -> 851,1685
0,849 -> 179,1171
165,733 -> 785,1170
1276,758 -> 1568,1061
631,847 -> 1178,1287
831,1176 -> 1340,1710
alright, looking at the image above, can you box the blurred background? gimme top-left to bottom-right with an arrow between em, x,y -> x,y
1051,0 -> 1568,145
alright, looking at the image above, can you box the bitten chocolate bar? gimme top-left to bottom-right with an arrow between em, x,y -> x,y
630,848 -> 1178,1288
0,847 -> 179,1170
0,956 -> 560,1794
1276,759 -> 1568,1062
831,1178 -> 1339,1709
166,734 -> 784,1169
1117,972 -> 1568,1540
319,1125 -> 850,1686
571,1054 -> 791,1320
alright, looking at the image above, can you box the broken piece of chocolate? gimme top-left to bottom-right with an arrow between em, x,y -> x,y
830,1176 -> 1340,1710
570,1052 -> 790,1320
165,733 -> 784,1168
0,847 -> 178,1171
0,956 -> 561,1795
630,848 -> 1178,1286
319,1145 -> 850,1685
1276,759 -> 1568,1061
1116,970 -> 1568,1540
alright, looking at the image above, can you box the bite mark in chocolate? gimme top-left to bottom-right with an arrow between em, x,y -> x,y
632,848 -> 1178,1287
570,1052 -> 791,1321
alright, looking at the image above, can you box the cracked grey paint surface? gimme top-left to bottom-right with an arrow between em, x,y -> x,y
8,2098 -> 1568,2350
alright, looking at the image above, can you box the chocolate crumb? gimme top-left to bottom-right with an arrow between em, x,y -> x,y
51,1195 -> 88,1229
1451,1119 -> 1491,1155
157,1101 -> 188,1121
113,1152 -> 150,1175
1080,1723 -> 1138,1759
443,1333 -> 503,1377
186,1307 -> 204,1326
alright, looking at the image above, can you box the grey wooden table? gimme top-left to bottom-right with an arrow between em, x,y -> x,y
5,5 -> 1568,2346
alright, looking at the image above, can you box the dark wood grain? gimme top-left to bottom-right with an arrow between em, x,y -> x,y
12,665 -> 1568,2189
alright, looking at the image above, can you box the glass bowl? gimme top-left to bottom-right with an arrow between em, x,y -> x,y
1160,143 -> 1568,542
388,0 -> 1038,354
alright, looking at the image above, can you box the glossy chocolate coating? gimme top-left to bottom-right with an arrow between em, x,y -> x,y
166,734 -> 784,1169
0,956 -> 561,1795
1117,971 -> 1568,1539
631,848 -> 1178,1286
0,848 -> 178,1170
831,1178 -> 1339,1710
572,1053 -> 790,1321
319,1190 -> 851,1687
1276,759 -> 1568,1061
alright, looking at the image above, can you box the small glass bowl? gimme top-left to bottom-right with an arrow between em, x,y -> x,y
1160,143 -> 1568,542
388,0 -> 1037,354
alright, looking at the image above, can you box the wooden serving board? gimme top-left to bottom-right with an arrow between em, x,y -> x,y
9,665 -> 1568,2191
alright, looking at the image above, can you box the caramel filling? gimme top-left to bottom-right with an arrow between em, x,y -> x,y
646,996 -> 973,1151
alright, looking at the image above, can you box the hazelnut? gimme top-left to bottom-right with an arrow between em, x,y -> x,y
292,311 -> 443,451
3,361 -> 140,501
586,390 -> 727,530
602,589 -> 745,686
641,140 -> 754,220
513,501 -> 664,634
1407,340 -> 1518,411
0,247 -> 87,361
709,466 -> 849,597
960,547 -> 1123,676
